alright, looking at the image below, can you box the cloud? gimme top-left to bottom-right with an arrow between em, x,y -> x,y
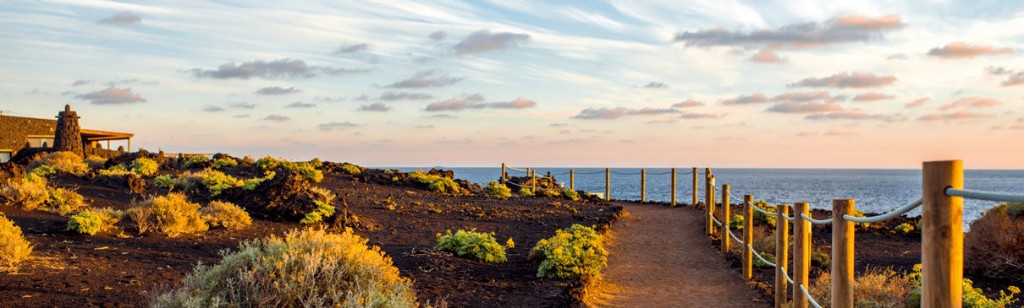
314,96 -> 345,102
71,80 -> 92,86
631,108 -> 679,115
749,49 -> 784,63
805,111 -> 902,121
334,43 -> 369,54
385,70 -> 464,88
452,29 -> 530,55
766,101 -> 843,114
927,42 -> 1013,59
550,123 -> 568,127
917,111 -> 992,122
230,102 -> 256,109
852,92 -> 894,102
255,86 -> 300,95
905,97 -> 929,108
1002,73 -> 1024,86
986,66 -> 1014,75
378,91 -> 434,101
286,101 -> 316,108
673,14 -> 902,49
427,114 -> 457,119
937,96 -> 1002,111
825,129 -> 859,136
424,95 -> 536,111
721,92 -> 768,105
415,125 -> 435,129
98,11 -> 141,25
204,106 -> 225,112
642,82 -> 668,89
428,31 -> 447,40
76,87 -> 146,105
262,114 -> 290,122
233,114 -> 250,118
771,91 -> 844,103
672,99 -> 705,108
571,107 -> 685,120
789,71 -> 896,88
190,58 -> 368,79
358,102 -> 392,112
679,112 -> 722,119
318,121 -> 359,131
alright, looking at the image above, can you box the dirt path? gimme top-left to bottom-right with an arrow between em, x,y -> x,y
600,202 -> 765,307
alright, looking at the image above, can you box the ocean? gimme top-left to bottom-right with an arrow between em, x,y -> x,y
394,167 -> 1024,225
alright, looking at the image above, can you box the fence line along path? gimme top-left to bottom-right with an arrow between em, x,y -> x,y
601,201 -> 763,307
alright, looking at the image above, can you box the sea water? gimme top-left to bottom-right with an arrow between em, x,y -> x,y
394,167 -> 1024,225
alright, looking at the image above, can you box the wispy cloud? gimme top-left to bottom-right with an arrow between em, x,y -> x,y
76,87 -> 146,105
927,42 -> 1013,59
766,101 -> 843,114
749,49 -> 784,63
255,86 -> 300,95
71,80 -> 92,86
806,111 -> 903,122
571,107 -> 684,120
98,11 -> 141,26
424,95 -> 536,111
721,92 -> 768,105
917,111 -> 991,121
385,70 -> 464,88
679,112 -> 723,119
378,91 -> 434,101
937,96 -> 1002,111
428,31 -> 447,40
191,58 -> 368,79
318,121 -> 359,131
642,82 -> 668,89
905,97 -> 929,108
204,106 -> 225,112
286,101 -> 316,108
771,91 -> 844,103
358,102 -> 392,112
852,92 -> 894,102
230,102 -> 256,109
1002,73 -> 1024,86
789,72 -> 896,88
334,43 -> 369,54
262,114 -> 291,122
673,14 -> 902,49
672,99 -> 705,108
453,29 -> 530,55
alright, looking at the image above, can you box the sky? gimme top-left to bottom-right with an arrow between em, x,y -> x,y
1,0 -> 1023,169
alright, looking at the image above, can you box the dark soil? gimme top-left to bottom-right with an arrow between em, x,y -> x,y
0,165 -> 620,307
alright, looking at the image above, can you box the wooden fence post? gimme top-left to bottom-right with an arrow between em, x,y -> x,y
832,199 -> 855,308
641,169 -> 647,203
743,194 -> 754,280
605,168 -> 611,201
501,163 -> 506,184
532,170 -> 538,192
692,167 -> 698,207
922,160 -> 963,308
721,184 -> 731,253
793,202 -> 811,308
570,169 -> 575,191
775,204 -> 790,308
705,174 -> 714,236
671,168 -> 677,206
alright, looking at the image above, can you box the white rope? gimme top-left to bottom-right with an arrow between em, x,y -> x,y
575,170 -> 607,175
779,265 -> 794,285
748,244 -> 776,267
800,284 -> 823,308
506,166 -> 529,173
728,229 -> 743,245
800,212 -> 833,225
709,212 -> 723,226
842,198 -> 922,224
611,171 -> 642,175
751,203 -> 776,216
946,188 -> 1024,203
781,213 -> 794,221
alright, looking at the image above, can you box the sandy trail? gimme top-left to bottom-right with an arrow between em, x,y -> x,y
600,202 -> 765,307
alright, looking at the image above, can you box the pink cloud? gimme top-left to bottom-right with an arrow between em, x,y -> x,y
672,99 -> 705,108
771,91 -> 844,103
824,129 -> 859,136
721,92 -> 768,105
927,42 -> 1013,59
805,111 -> 903,122
1002,73 -> 1024,86
767,101 -> 843,114
917,110 -> 992,121
905,97 -> 929,108
749,49 -> 784,63
937,96 -> 1002,111
789,71 -> 896,88
852,92 -> 894,102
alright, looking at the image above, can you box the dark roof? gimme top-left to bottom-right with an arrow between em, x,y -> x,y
0,114 -> 133,150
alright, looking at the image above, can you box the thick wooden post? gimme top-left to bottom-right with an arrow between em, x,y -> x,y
640,169 -> 646,203
775,204 -> 790,308
705,174 -> 714,236
570,169 -> 575,191
532,170 -> 538,191
832,199 -> 855,308
922,160 -> 963,308
692,167 -> 699,207
743,194 -> 754,280
605,168 -> 611,201
721,184 -> 731,253
793,202 -> 811,308
501,163 -> 506,184
671,168 -> 677,206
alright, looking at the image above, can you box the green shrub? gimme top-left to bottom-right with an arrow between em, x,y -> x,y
0,175 -> 50,210
85,155 -> 107,169
729,214 -> 744,230
199,170 -> 243,196
434,229 -> 508,263
753,252 -> 776,268
409,171 -> 460,195
561,189 -> 581,201
28,151 -> 89,176
0,214 -> 32,271
29,165 -> 56,177
129,193 -> 208,237
131,157 -> 159,177
97,164 -> 133,177
485,181 -> 512,199
200,201 -> 251,230
154,175 -> 175,188
540,188 -> 562,198
67,209 -> 104,235
47,186 -> 86,215
752,201 -> 777,227
966,202 -> 1024,282
812,247 -> 831,269
908,264 -> 1020,307
894,222 -> 914,234
810,267 -> 915,308
529,224 -> 607,280
241,171 -> 275,190
341,164 -> 361,175
211,158 -> 238,169
183,155 -> 210,168
519,188 -> 534,197
299,187 -> 336,224
153,228 -> 417,307
255,156 -> 323,183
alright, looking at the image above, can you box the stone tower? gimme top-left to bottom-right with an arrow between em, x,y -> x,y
53,104 -> 84,155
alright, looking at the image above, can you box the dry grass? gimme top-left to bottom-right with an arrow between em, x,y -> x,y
0,175 -> 49,210
809,267 -> 915,308
966,202 -> 1024,282
27,151 -> 89,176
153,228 -> 418,307
200,201 -> 252,230
0,214 -> 32,271
128,193 -> 207,237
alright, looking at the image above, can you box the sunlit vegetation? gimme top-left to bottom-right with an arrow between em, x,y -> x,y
255,156 -> 323,183
484,181 -> 512,199
0,214 -> 32,271
434,229 -> 509,263
66,209 -> 104,235
299,187 -> 336,224
27,151 -> 89,176
131,157 -> 159,177
529,224 -> 607,280
200,201 -> 252,230
409,170 -> 460,195
0,175 -> 49,210
211,158 -> 238,169
965,202 -> 1024,282
128,193 -> 208,237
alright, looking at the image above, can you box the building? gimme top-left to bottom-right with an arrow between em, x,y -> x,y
0,105 -> 133,162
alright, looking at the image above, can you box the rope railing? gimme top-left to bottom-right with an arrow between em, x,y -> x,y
800,212 -> 833,225
727,228 -> 743,245
946,188 -> 1024,202
749,244 -> 776,267
800,284 -> 823,308
842,198 -> 922,223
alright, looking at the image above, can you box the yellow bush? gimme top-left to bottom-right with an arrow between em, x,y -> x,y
0,214 -> 32,271
809,267 -> 914,307
409,171 -> 460,195
0,175 -> 49,210
28,151 -> 89,176
529,224 -> 607,280
153,228 -> 418,307
129,193 -> 207,237
85,155 -> 107,169
200,201 -> 252,230
966,202 -> 1024,281
97,164 -> 133,177
131,157 -> 159,177
46,186 -> 87,215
